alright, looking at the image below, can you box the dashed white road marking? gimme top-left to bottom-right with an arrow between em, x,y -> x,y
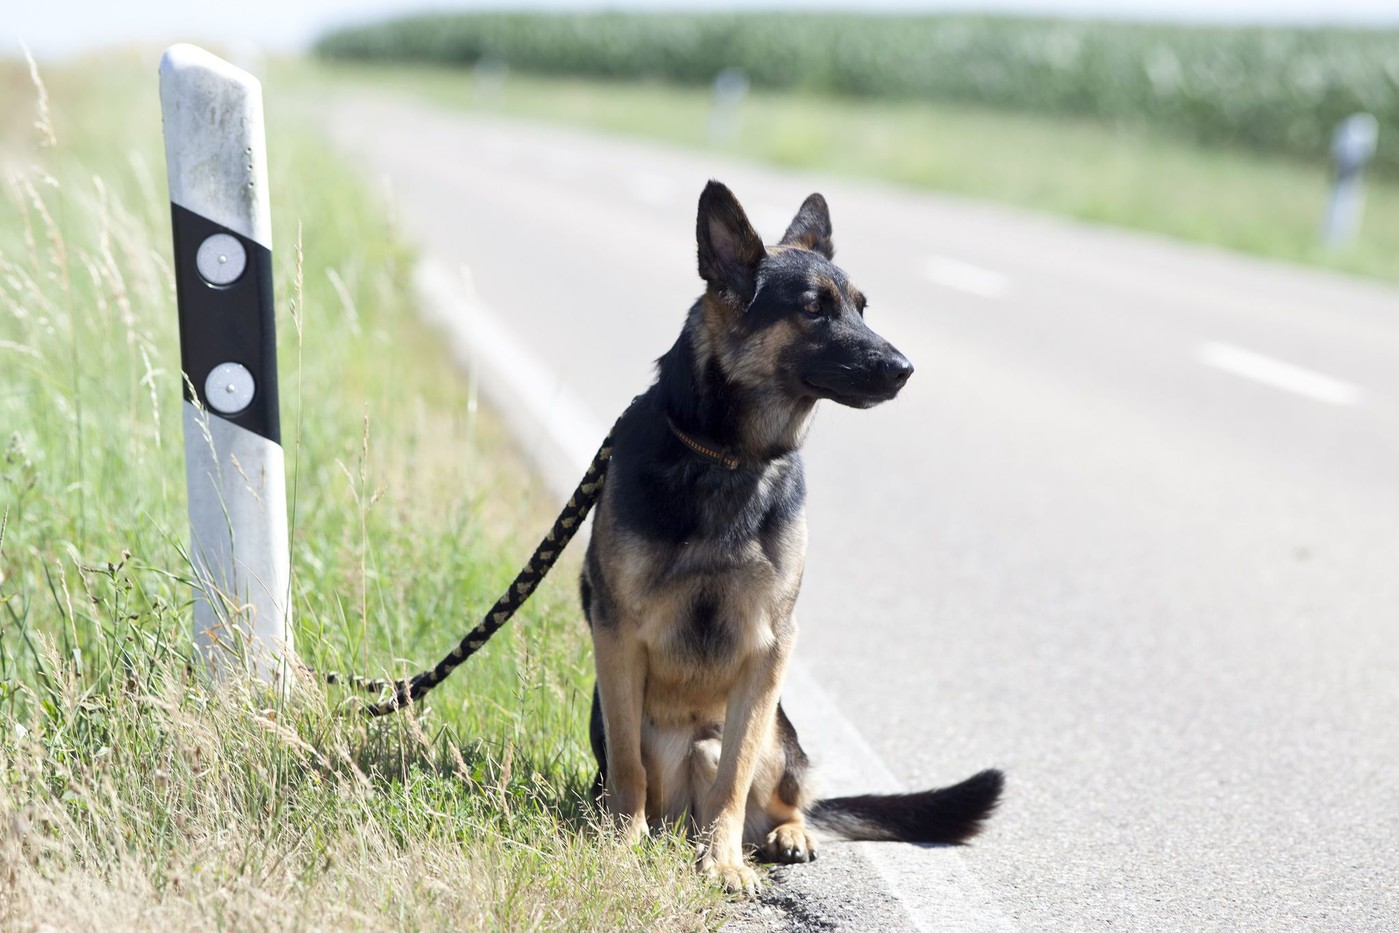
921,255 -> 1009,299
1196,341 -> 1362,407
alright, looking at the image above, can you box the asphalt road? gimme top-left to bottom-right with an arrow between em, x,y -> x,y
319,94 -> 1399,930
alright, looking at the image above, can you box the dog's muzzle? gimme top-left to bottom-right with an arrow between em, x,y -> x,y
804,347 -> 914,408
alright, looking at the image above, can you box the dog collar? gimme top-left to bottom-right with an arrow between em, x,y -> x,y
666,416 -> 741,470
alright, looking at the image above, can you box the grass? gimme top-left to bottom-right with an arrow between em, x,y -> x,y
0,52 -> 721,930
294,60 -> 1399,285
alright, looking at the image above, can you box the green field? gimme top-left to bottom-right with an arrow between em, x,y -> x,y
0,54 -> 719,930
298,60 -> 1399,284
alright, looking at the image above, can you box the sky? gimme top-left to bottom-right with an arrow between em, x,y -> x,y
12,0 -> 1399,61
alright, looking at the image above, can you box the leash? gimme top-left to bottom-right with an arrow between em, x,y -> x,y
322,402 -> 734,717
323,428 -> 614,717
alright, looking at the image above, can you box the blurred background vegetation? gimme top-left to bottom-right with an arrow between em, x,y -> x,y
316,13 -> 1399,177
304,12 -> 1399,282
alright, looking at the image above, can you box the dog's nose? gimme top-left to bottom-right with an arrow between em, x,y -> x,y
882,353 -> 914,390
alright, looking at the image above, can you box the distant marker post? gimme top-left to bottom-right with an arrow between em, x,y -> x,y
709,66 -> 749,143
159,44 -> 292,685
1323,113 -> 1379,249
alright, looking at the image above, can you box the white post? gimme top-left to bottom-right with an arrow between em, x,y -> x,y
709,67 -> 749,144
1323,113 -> 1379,249
159,44 -> 292,686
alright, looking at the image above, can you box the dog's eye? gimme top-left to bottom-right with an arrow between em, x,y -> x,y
802,299 -> 822,317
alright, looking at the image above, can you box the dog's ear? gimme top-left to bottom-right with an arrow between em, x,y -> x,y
697,180 -> 765,305
779,193 -> 834,259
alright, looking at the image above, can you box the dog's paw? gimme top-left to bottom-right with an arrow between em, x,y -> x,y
702,858 -> 763,896
618,813 -> 649,847
761,822 -> 818,864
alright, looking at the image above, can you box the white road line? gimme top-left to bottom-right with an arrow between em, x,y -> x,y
784,664 -> 1015,932
1196,341 -> 1362,407
921,255 -> 1010,299
415,260 -> 604,498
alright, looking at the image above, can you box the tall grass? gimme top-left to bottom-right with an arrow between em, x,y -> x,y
0,53 -> 720,930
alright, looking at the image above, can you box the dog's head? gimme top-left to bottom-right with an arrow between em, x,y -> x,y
694,180 -> 913,410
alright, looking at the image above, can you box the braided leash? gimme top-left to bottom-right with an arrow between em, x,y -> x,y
324,429 -> 614,717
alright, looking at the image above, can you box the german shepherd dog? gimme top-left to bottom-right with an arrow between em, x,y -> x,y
581,181 -> 1002,894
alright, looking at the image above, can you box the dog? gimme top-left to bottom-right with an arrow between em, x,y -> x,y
580,181 -> 1002,894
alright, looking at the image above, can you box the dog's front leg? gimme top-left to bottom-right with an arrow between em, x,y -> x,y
699,640 -> 792,895
592,625 -> 649,844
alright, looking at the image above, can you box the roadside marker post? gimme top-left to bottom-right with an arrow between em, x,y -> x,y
709,67 -> 749,144
159,44 -> 292,686
1323,112 -> 1379,249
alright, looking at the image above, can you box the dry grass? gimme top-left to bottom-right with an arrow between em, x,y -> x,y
0,655 -> 711,932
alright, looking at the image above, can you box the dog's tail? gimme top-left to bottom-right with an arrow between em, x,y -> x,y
806,768 -> 1004,844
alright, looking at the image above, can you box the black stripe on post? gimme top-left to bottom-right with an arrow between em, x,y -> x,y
171,203 -> 280,444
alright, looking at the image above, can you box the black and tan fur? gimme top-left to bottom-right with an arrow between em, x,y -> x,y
581,181 -> 1002,894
